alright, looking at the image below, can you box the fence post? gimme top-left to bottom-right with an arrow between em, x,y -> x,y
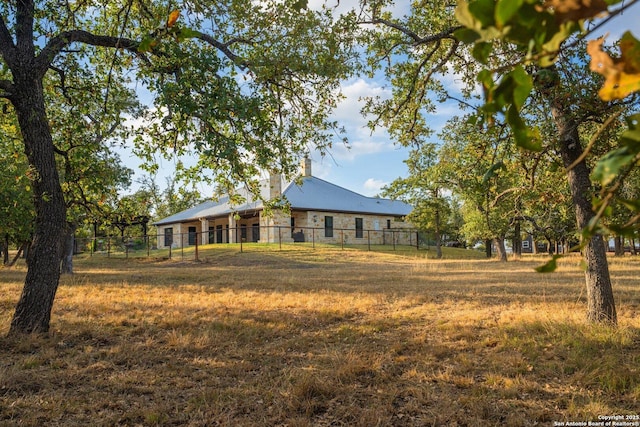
367,230 -> 371,251
169,244 -> 172,260
107,237 -> 111,257
181,233 -> 184,261
393,231 -> 396,251
146,234 -> 150,258
416,231 -> 419,251
312,228 -> 315,249
341,229 -> 344,250
195,232 -> 199,261
278,226 -> 282,250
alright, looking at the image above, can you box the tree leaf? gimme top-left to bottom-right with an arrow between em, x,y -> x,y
507,105 -> 542,151
472,41 -> 493,64
510,66 -> 533,110
535,254 -> 562,273
592,147 -> 635,186
588,34 -> 640,101
482,161 -> 505,184
137,36 -> 157,53
454,27 -> 480,44
495,0 -> 522,29
544,0 -> 608,24
167,10 -> 180,28
291,0 -> 309,11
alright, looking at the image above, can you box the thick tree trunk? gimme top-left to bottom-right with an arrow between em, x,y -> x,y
614,236 -> 624,257
494,237 -> 507,262
543,68 -> 616,324
9,74 -> 67,335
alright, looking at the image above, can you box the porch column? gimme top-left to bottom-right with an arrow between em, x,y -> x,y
200,218 -> 209,245
228,214 -> 237,243
175,223 -> 183,248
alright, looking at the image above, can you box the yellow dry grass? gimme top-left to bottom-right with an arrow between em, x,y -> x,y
1,246 -> 639,426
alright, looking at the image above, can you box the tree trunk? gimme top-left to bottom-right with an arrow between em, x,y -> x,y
542,67 -> 616,324
485,238 -> 492,258
9,73 -> 67,335
513,220 -> 522,257
614,236 -> 623,256
2,234 -> 8,265
494,237 -> 508,262
434,208 -> 443,259
61,222 -> 77,274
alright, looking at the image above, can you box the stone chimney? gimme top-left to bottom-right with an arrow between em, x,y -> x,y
269,171 -> 282,200
301,157 -> 312,177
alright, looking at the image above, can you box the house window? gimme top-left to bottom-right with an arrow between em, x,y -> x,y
216,225 -> 223,243
164,228 -> 173,247
208,226 -> 214,244
290,217 -> 295,237
241,224 -> 247,241
252,223 -> 260,242
522,240 -> 530,249
355,218 -> 363,238
188,226 -> 197,245
387,219 -> 391,229
325,216 -> 333,237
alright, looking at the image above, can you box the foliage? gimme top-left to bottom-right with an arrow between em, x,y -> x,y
455,0 -> 640,238
0,0 -> 361,333
0,114 -> 34,248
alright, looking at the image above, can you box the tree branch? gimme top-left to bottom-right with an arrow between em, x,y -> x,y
36,30 -> 140,77
192,31 -> 247,68
0,16 -> 17,68
0,79 -> 14,98
363,16 -> 462,46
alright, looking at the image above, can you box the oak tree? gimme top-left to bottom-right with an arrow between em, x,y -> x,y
1,0 -> 356,334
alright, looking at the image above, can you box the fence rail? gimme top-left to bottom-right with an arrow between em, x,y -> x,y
75,225 -> 433,261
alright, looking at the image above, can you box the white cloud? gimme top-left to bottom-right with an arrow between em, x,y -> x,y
363,178 -> 387,196
320,78 -> 395,162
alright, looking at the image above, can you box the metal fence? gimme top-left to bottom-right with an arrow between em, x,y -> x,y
75,225 -> 433,261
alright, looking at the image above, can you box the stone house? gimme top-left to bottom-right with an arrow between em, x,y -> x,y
153,159 -> 413,248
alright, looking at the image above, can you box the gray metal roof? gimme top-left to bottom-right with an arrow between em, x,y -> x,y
154,176 -> 412,226
283,176 -> 412,216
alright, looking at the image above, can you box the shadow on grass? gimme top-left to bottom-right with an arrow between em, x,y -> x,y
2,295 -> 640,426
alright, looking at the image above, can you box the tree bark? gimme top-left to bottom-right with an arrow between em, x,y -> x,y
541,67 -> 617,324
8,73 -> 67,335
2,234 -> 8,265
434,207 -> 443,259
494,237 -> 507,262
485,238 -> 492,258
60,222 -> 77,274
614,236 -> 623,257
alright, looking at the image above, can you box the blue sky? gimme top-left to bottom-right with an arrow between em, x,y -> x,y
117,1 -> 640,199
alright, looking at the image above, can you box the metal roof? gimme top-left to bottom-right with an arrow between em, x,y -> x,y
283,176 -> 412,216
154,176 -> 412,226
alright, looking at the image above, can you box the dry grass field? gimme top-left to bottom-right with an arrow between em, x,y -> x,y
1,245 -> 640,426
